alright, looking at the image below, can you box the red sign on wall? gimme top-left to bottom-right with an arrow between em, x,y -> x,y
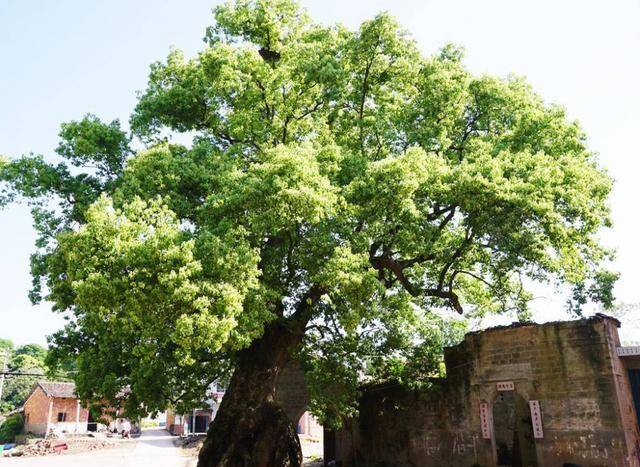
529,400 -> 544,438
479,403 -> 491,439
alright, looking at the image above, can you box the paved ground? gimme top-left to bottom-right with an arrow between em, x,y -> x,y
7,429 -> 196,467
300,435 -> 323,460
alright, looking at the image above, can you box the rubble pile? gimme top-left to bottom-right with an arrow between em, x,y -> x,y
175,434 -> 204,458
177,434 -> 205,449
20,438 -> 117,456
21,440 -> 55,457
68,438 -> 117,452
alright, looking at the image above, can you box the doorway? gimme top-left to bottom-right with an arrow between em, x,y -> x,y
492,392 -> 538,467
629,369 -> 640,430
297,411 -> 324,462
87,411 -> 98,432
187,414 -> 210,434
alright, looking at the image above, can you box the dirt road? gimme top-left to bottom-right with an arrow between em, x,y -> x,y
6,429 -> 196,467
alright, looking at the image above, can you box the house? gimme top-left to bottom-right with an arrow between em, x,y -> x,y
23,381 -> 134,436
166,381 -> 226,435
23,381 -> 90,435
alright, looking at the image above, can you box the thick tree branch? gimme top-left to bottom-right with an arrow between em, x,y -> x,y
254,78 -> 273,122
437,228 -> 473,291
357,36 -> 381,155
368,226 -> 473,313
424,287 -> 463,313
289,284 -> 327,332
426,204 -> 456,221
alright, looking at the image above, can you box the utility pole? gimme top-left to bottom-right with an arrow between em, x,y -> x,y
0,352 -> 7,402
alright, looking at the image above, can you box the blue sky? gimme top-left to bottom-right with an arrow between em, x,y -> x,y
1,0 -> 639,345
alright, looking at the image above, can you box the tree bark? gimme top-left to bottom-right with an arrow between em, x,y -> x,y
197,318 -> 304,467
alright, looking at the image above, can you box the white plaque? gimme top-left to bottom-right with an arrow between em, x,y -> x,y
496,381 -> 515,391
529,400 -> 543,439
617,346 -> 640,357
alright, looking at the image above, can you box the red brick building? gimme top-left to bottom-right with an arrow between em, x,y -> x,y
23,381 -> 90,435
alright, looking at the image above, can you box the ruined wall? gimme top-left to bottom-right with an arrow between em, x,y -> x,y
329,316 -> 640,467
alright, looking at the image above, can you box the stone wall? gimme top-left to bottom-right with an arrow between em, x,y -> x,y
328,315 -> 640,467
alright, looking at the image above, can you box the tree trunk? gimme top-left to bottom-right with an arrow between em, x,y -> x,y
197,319 -> 304,467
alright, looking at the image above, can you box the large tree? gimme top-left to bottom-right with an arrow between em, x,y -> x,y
1,1 -> 616,465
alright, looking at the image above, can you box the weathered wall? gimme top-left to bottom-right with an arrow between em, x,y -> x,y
24,387 -> 89,435
275,362 -> 310,424
329,316 -> 640,467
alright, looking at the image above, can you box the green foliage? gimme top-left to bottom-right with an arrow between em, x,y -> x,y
0,115 -> 129,303
12,344 -> 47,363
1,0 -> 616,424
9,355 -> 44,372
0,414 -> 24,443
0,377 -> 41,415
0,338 -> 13,356
0,342 -> 49,414
140,419 -> 160,428
56,114 -> 130,179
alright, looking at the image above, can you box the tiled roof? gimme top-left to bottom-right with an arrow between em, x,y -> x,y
37,381 -> 77,398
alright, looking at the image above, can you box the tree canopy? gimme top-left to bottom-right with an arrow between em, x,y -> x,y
1,0 -> 615,424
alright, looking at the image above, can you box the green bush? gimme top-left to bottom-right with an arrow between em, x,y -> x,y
0,413 -> 24,443
141,419 -> 159,428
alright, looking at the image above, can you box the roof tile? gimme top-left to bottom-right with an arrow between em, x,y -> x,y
37,381 -> 77,398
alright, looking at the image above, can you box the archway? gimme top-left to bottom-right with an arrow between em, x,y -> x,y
492,392 -> 538,467
296,410 -> 323,464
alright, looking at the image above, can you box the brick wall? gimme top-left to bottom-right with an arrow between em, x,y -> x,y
24,386 -> 49,433
328,316 -> 640,467
166,409 -> 175,430
23,386 -> 89,435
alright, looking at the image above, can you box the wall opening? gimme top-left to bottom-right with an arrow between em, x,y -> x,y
187,412 -> 210,434
87,410 -> 97,432
297,411 -> 323,464
492,392 -> 538,467
629,369 -> 640,431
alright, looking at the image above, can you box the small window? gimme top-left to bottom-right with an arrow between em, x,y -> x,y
57,412 -> 66,422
